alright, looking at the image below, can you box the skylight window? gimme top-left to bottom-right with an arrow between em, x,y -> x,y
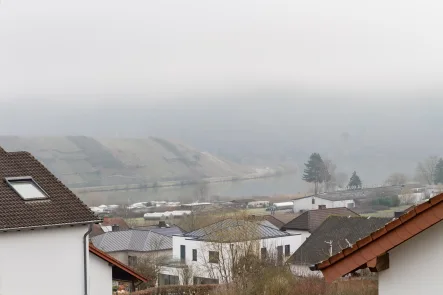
5,177 -> 49,200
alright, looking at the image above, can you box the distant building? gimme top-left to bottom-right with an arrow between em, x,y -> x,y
91,217 -> 130,237
91,226 -> 184,267
292,195 -> 355,213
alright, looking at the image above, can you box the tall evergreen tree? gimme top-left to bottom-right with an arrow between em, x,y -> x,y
348,171 -> 362,190
302,153 -> 327,195
434,158 -> 443,184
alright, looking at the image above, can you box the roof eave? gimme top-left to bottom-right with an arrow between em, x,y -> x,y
0,219 -> 102,233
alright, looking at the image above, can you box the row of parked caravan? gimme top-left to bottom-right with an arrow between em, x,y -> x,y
143,210 -> 192,220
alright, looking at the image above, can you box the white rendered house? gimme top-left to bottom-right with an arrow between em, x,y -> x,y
292,195 -> 355,213
159,219 -> 302,286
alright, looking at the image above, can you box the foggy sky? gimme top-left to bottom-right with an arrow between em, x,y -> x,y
1,0 -> 443,103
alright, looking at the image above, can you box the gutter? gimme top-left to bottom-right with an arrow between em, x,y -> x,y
0,219 -> 101,232
83,224 -> 93,295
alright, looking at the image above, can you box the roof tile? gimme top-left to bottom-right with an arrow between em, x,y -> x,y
0,148 -> 100,230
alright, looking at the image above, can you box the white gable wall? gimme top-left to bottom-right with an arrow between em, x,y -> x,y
89,253 -> 112,295
163,234 -> 302,285
0,226 -> 88,295
292,197 -> 354,212
379,220 -> 443,295
286,229 -> 311,243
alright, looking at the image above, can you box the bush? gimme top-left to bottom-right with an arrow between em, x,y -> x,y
372,195 -> 400,207
132,284 -> 219,295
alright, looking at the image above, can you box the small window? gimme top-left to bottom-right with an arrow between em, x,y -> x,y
318,205 -> 326,209
277,246 -> 283,265
6,177 -> 48,200
180,245 -> 186,261
192,249 -> 197,261
128,255 -> 137,267
285,245 -> 291,257
261,247 -> 267,260
209,251 -> 219,263
312,198 -> 315,204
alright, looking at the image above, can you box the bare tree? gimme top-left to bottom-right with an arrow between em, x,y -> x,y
416,156 -> 439,185
322,159 -> 337,192
335,172 -> 348,189
385,173 -> 408,186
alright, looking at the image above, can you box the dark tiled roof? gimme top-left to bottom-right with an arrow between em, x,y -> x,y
288,216 -> 391,266
91,217 -> 130,237
91,229 -> 175,252
0,147 -> 100,231
263,215 -> 285,229
282,208 -> 359,232
315,193 -> 443,282
184,218 -> 290,242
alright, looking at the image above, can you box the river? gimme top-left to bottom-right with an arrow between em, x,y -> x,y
78,174 -> 309,206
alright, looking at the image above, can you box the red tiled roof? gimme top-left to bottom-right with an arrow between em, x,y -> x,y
314,193 -> 443,282
89,244 -> 148,283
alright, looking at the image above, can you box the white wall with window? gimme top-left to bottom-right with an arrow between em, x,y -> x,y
159,234 -> 302,286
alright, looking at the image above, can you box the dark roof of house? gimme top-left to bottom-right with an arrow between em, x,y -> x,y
288,216 -> 391,266
263,215 -> 285,229
314,193 -> 443,282
91,227 -> 184,252
91,217 -> 130,237
184,218 -> 290,242
89,243 -> 148,283
0,147 -> 100,231
281,208 -> 359,232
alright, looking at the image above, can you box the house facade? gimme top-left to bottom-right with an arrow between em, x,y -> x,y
159,219 -> 302,286
0,147 -> 101,295
91,226 -> 183,267
292,196 -> 355,212
89,244 -> 148,293
313,193 -> 443,295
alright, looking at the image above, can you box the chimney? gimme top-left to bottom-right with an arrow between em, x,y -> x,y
112,224 -> 120,231
158,221 -> 167,228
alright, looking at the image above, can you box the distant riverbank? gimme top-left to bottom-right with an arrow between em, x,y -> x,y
72,168 -> 296,194
77,173 -> 308,206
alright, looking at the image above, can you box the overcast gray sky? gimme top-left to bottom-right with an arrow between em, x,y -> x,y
1,0 -> 443,104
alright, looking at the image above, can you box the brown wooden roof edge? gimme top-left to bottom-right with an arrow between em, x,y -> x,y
311,193 -> 443,280
89,243 -> 148,283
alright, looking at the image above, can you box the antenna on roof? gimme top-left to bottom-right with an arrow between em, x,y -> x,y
325,240 -> 333,257
345,239 -> 352,248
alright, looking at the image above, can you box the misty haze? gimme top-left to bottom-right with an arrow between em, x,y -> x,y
1,1 -> 443,294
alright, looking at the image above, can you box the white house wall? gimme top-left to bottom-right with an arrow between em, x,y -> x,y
89,253 -> 113,295
379,220 -> 443,295
0,226 -> 88,295
286,230 -> 311,243
166,234 -> 302,284
292,197 -> 354,212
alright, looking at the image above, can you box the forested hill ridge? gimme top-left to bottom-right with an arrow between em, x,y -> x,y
0,136 -> 270,189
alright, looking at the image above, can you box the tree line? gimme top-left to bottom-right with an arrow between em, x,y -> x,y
302,153 -> 361,195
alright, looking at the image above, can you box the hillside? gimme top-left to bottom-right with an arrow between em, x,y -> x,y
0,136 -> 255,188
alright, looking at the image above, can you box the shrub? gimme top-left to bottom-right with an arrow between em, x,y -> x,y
132,284 -> 219,295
